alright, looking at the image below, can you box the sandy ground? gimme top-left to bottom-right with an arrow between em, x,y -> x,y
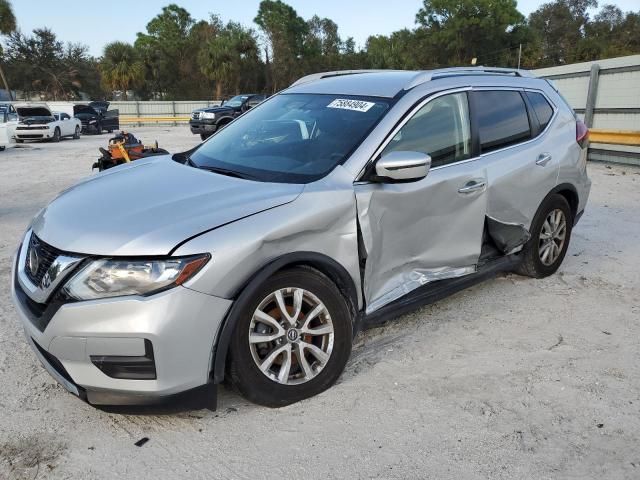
0,127 -> 639,480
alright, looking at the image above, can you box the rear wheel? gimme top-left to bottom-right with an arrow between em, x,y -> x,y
517,194 -> 573,278
228,267 -> 353,407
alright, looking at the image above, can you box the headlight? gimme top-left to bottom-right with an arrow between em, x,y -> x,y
89,120 -> 97,124
63,254 -> 210,300
201,112 -> 216,119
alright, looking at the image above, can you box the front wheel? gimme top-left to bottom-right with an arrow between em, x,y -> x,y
73,125 -> 81,139
517,194 -> 573,278
51,127 -> 61,142
228,267 -> 353,407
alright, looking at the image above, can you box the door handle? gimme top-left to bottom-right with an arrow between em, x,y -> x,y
458,180 -> 486,194
536,153 -> 552,166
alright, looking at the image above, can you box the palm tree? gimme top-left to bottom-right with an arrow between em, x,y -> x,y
99,42 -> 144,100
0,0 -> 16,99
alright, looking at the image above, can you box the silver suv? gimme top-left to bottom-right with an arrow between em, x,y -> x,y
12,68 -> 591,408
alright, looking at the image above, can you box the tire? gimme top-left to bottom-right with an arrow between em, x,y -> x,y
52,127 -> 61,142
517,194 -> 573,278
200,133 -> 209,141
95,123 -> 102,135
228,267 -> 353,407
73,125 -> 81,139
107,129 -> 113,134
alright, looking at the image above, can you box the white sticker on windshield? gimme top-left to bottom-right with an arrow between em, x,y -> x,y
327,98 -> 375,113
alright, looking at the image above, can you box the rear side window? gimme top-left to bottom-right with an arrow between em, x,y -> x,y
525,91 -> 554,130
475,91 -> 531,153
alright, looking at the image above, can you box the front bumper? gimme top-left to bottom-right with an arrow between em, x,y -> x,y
11,250 -> 232,405
189,120 -> 217,135
15,130 -> 52,140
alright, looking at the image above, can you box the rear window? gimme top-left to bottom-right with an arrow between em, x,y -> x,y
475,91 -> 531,153
526,91 -> 554,130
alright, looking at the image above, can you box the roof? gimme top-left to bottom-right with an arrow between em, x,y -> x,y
287,68 -> 537,98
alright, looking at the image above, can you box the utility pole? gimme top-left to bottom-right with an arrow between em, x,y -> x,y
517,44 -> 522,70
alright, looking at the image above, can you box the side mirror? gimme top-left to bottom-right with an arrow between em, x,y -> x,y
375,151 -> 431,182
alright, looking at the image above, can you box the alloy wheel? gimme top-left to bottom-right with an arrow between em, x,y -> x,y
249,287 -> 334,385
538,208 -> 567,266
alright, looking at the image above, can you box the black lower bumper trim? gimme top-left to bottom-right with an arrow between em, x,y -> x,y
90,339 -> 157,380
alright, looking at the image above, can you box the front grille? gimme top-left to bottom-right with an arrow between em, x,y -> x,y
191,111 -> 201,120
25,234 -> 61,287
16,126 -> 48,130
16,134 -> 44,139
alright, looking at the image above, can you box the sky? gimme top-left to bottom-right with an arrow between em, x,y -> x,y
11,0 -> 640,57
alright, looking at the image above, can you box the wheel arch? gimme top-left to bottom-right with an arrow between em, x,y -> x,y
548,183 -> 579,220
210,251 -> 359,384
215,116 -> 234,127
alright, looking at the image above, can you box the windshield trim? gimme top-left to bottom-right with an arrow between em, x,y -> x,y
189,92 -> 395,184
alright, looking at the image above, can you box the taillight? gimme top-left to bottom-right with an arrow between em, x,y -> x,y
576,120 -> 589,148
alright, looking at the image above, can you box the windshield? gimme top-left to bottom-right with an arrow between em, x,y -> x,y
189,93 -> 391,183
224,95 -> 249,108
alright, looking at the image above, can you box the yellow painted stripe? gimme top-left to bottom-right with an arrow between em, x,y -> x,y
589,129 -> 640,146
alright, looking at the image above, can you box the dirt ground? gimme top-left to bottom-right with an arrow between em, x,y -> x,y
0,127 -> 639,480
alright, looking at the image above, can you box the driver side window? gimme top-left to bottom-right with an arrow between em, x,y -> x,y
382,92 -> 471,168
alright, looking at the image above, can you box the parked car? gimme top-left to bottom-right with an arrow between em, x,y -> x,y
14,104 -> 81,142
189,94 -> 267,140
11,68 -> 590,408
0,103 -> 18,150
74,101 -> 119,134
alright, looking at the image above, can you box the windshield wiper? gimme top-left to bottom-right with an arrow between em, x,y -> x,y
196,165 -> 257,180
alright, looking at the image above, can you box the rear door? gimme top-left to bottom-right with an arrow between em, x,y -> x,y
471,89 -> 559,250
355,90 -> 487,313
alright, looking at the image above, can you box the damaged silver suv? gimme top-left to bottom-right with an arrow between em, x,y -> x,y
12,68 -> 590,408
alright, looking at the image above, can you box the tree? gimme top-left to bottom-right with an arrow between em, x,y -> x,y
4,28 -> 99,100
135,4 -> 210,99
255,0 -> 308,91
528,0 -> 598,66
416,0 -> 527,66
365,29 -> 428,69
0,0 -> 16,98
303,16 -> 343,71
200,21 -> 262,98
99,42 -> 144,100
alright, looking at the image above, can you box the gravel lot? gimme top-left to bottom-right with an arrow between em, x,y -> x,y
1,127 -> 639,480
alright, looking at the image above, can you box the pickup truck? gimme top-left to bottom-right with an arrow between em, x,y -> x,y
73,101 -> 119,134
189,94 -> 267,140
14,104 -> 82,142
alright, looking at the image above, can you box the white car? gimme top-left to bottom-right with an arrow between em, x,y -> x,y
15,104 -> 81,142
0,103 -> 19,150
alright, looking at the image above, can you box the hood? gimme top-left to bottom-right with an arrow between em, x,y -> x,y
31,156 -> 304,256
89,101 -> 110,111
17,106 -> 53,118
196,106 -> 234,114
73,104 -> 98,116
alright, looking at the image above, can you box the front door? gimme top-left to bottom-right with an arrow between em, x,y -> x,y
355,90 -> 487,313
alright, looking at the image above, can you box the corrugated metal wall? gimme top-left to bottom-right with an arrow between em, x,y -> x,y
534,55 -> 640,164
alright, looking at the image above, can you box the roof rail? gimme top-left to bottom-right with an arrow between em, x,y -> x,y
404,66 -> 536,90
290,70 -> 394,87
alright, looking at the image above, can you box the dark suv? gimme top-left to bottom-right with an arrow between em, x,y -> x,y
189,94 -> 267,140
